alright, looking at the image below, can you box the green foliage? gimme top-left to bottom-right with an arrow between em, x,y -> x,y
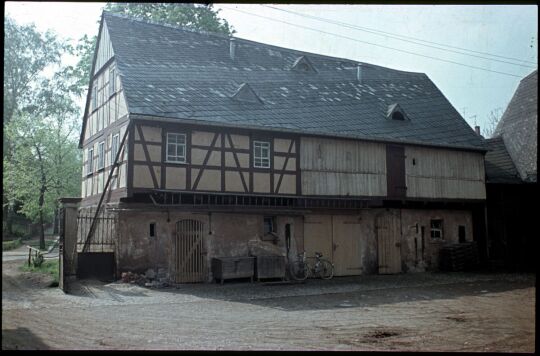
64,34 -> 97,98
3,16 -> 82,242
104,3 -> 235,35
20,258 -> 59,285
4,105 -> 82,224
2,238 -> 22,251
4,16 -> 69,125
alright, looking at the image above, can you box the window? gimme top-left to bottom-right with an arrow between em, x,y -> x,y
430,219 -> 443,239
392,111 -> 405,121
87,147 -> 94,175
91,84 -> 97,110
253,141 -> 270,168
166,133 -> 186,163
149,223 -> 156,238
97,141 -> 105,170
264,216 -> 276,235
111,133 -> 120,164
109,67 -> 116,96
458,225 -> 466,243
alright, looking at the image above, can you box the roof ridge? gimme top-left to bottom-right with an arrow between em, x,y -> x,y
520,69 -> 538,82
102,10 -> 425,77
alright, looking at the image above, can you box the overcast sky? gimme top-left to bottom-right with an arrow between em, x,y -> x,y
5,2 -> 538,135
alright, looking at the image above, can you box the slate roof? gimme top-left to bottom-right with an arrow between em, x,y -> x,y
484,136 -> 521,184
99,12 -> 486,151
491,70 -> 537,182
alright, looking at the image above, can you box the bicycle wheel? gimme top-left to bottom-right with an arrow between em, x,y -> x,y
319,259 -> 334,280
289,261 -> 309,281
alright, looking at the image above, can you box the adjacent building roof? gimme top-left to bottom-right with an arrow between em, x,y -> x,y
484,137 -> 521,184
489,70 -> 537,183
98,12 -> 486,151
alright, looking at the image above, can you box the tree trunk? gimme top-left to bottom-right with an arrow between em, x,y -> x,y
53,207 -> 59,235
37,146 -> 47,250
38,202 -> 45,250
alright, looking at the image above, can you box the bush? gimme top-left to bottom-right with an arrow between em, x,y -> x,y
2,238 -> 22,251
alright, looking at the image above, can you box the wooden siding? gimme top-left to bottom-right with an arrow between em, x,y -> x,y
405,146 -> 486,199
81,123 -> 129,198
83,67 -> 128,142
93,21 -> 114,75
300,137 -> 387,196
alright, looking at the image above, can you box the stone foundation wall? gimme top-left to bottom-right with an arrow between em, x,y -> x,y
113,207 -> 474,282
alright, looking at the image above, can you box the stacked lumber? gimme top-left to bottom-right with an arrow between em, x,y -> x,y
439,242 -> 480,271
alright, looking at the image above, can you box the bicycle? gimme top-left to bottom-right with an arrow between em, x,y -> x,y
289,251 -> 334,281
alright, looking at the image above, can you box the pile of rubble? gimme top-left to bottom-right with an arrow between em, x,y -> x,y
120,268 -> 170,288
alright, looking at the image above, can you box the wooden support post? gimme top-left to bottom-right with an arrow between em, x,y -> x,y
82,121 -> 132,253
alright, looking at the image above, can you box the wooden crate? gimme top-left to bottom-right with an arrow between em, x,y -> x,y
211,257 -> 254,284
256,255 -> 286,281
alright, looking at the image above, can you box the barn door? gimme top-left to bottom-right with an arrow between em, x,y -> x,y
304,215 -> 333,263
332,215 -> 363,276
376,210 -> 402,274
175,219 -> 206,283
386,145 -> 406,198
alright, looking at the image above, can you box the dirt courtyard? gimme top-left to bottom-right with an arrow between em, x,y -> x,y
2,258 -> 535,351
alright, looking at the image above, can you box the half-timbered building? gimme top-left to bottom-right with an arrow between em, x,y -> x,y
73,12 -> 488,282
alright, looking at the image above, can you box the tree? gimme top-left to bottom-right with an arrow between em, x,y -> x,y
4,16 -> 81,246
104,3 -> 235,35
4,73 -> 81,249
3,16 -> 70,235
483,108 -> 504,138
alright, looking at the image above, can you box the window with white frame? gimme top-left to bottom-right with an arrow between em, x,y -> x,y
166,133 -> 186,163
87,147 -> 94,175
92,84 -> 97,110
253,141 -> 270,168
96,109 -> 101,132
109,66 -> 116,96
97,141 -> 105,170
111,133 -> 120,164
430,219 -> 443,239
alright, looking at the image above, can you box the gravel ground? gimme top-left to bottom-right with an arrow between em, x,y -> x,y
2,258 -> 535,351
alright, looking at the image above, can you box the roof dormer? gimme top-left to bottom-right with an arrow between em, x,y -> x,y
386,103 -> 409,121
291,55 -> 317,73
231,83 -> 263,104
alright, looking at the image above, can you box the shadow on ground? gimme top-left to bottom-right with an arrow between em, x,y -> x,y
2,328 -> 50,350
65,272 -> 535,312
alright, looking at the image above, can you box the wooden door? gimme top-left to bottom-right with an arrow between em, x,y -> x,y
304,215 -> 333,263
386,145 -> 406,198
175,219 -> 206,283
376,210 -> 402,274
332,215 -> 363,276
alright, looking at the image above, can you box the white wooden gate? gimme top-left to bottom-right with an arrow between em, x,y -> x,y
175,219 -> 206,283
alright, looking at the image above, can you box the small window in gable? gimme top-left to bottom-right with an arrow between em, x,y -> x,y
91,83 -> 97,110
231,83 -> 263,104
387,103 -> 409,121
97,141 -> 105,170
392,111 -> 405,121
87,147 -> 94,175
291,55 -> 317,73
109,66 -> 116,96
